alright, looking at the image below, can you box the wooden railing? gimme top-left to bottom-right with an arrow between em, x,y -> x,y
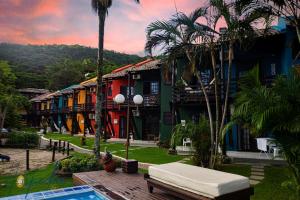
143,95 -> 160,106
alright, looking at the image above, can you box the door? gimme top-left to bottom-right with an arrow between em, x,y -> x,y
142,111 -> 159,140
119,116 -> 126,138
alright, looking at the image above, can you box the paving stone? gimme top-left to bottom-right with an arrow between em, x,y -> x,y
251,171 -> 264,176
250,175 -> 265,181
250,180 -> 261,185
252,165 -> 265,169
251,168 -> 264,172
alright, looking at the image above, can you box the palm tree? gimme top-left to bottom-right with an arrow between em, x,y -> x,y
229,66 -> 300,198
145,8 -> 221,168
91,0 -> 139,159
209,0 -> 271,162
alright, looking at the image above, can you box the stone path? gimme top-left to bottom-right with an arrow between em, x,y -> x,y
249,164 -> 266,185
0,148 -> 67,175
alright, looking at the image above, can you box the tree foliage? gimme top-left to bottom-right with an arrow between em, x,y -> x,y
0,43 -> 143,89
0,61 -> 29,131
229,67 -> 300,198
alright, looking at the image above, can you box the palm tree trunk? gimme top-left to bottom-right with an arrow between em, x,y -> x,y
185,51 -> 215,168
211,48 -> 220,164
219,41 -> 234,144
296,24 -> 300,46
95,8 -> 106,159
195,72 -> 215,168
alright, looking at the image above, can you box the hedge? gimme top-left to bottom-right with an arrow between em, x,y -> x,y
5,132 -> 39,148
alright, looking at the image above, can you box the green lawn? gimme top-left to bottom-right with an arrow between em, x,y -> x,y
44,133 -> 186,164
0,164 -> 73,198
185,161 -> 294,200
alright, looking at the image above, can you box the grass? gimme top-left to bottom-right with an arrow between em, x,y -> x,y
251,166 -> 295,200
0,164 -> 73,197
185,160 -> 294,200
114,147 -> 185,164
45,133 -> 186,164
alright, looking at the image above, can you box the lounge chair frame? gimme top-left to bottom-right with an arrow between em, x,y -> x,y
144,174 -> 254,200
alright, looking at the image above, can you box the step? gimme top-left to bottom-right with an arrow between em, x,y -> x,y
251,171 -> 264,176
250,175 -> 264,181
252,165 -> 265,169
250,180 -> 260,185
251,168 -> 264,172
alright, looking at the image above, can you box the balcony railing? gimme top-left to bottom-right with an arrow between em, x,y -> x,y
172,81 -> 237,104
143,95 -> 160,106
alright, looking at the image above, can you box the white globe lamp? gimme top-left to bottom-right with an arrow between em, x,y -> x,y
133,95 -> 143,105
113,94 -> 125,104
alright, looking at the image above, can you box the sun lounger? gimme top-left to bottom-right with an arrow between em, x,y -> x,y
0,154 -> 10,162
144,162 -> 253,200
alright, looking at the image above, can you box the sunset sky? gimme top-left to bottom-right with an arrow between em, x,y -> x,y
0,0 -> 207,56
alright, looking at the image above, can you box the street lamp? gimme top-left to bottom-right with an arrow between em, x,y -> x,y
133,94 -> 143,116
113,94 -> 125,110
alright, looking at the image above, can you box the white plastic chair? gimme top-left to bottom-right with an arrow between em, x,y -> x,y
183,138 -> 192,150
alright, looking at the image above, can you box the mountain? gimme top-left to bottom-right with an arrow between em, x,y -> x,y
0,43 -> 144,90
0,43 -> 143,70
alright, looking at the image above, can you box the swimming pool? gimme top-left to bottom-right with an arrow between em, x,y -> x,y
0,185 -> 110,200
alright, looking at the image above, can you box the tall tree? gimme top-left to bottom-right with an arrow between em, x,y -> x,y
210,0 -> 271,164
0,61 -> 27,132
91,0 -> 139,159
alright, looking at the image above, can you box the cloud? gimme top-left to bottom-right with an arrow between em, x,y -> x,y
0,0 -> 208,55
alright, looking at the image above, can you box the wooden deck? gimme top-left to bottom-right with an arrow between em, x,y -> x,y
73,169 -> 179,200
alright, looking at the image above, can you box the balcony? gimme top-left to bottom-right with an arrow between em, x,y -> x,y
143,95 -> 160,106
172,81 -> 238,105
172,85 -> 214,104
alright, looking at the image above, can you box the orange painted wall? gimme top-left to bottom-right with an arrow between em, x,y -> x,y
77,113 -> 84,134
78,90 -> 86,105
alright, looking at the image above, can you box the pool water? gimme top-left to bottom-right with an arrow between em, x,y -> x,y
0,185 -> 110,200
48,191 -> 107,200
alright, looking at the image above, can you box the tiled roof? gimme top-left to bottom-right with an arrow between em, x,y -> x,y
80,77 -> 97,87
103,59 -> 160,79
18,88 -> 49,94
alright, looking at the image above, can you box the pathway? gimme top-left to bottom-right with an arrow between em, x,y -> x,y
0,148 -> 66,175
249,164 -> 266,185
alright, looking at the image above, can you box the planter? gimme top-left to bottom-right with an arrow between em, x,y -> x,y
55,170 -> 73,177
122,160 -> 138,174
103,160 -> 116,172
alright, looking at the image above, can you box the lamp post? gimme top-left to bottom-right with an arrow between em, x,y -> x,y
133,94 -> 143,116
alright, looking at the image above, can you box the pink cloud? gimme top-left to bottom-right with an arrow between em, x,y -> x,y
0,0 -> 211,54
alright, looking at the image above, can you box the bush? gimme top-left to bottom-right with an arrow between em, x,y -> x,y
58,155 -> 102,173
5,132 -> 39,148
170,115 -> 211,167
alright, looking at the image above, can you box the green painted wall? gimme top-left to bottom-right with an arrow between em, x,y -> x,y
133,75 -> 143,140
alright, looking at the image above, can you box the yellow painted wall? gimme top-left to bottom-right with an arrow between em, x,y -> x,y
66,116 -> 72,133
41,102 -> 46,110
77,113 -> 84,134
46,100 -> 51,110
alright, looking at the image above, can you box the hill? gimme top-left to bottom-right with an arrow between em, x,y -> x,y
0,43 -> 144,90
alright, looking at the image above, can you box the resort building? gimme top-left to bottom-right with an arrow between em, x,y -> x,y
28,18 -> 299,152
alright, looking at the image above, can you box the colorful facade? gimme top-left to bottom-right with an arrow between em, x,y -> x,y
28,18 -> 299,151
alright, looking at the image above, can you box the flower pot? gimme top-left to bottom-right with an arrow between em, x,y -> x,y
103,160 -> 116,172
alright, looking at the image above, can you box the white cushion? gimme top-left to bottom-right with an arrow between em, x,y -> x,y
148,162 -> 250,198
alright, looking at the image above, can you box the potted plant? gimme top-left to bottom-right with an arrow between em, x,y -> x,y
102,152 -> 116,172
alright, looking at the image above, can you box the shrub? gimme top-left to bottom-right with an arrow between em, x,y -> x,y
170,115 -> 211,167
58,154 -> 101,173
5,132 -> 39,148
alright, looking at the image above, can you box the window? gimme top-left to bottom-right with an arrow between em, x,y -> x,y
108,87 -> 112,96
144,81 -> 159,95
151,82 -> 159,94
120,86 -> 134,98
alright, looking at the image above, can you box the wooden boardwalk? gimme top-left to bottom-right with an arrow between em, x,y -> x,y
73,169 -> 179,200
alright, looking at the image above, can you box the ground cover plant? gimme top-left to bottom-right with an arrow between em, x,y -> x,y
0,164 -> 73,197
